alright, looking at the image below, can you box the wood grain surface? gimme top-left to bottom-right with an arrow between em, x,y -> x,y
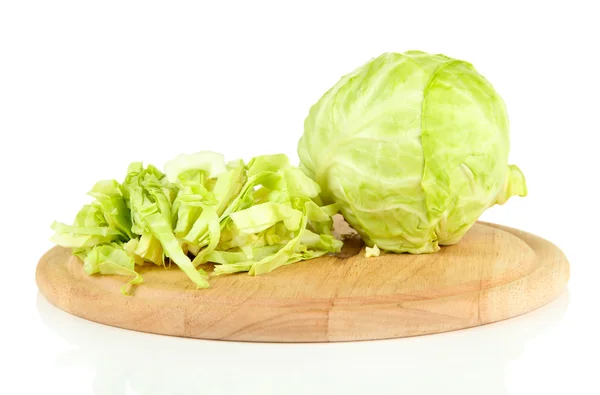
35,218 -> 570,342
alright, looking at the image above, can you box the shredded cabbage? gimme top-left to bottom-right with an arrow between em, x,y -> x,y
51,152 -> 342,294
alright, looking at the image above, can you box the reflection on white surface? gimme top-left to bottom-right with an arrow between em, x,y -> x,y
36,291 -> 570,395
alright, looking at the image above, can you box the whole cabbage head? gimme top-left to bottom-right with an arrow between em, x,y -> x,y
297,50 -> 527,254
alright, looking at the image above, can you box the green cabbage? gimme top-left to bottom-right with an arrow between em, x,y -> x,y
298,50 -> 527,254
51,152 -> 342,294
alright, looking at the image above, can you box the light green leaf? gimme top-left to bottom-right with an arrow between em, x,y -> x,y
246,154 -> 290,176
229,202 -> 303,234
124,232 -> 164,266
365,244 -> 380,258
82,243 -> 142,295
164,151 -> 227,183
283,167 -> 321,198
191,206 -> 221,266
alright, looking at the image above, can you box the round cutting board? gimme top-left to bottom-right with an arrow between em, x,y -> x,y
36,218 -> 570,342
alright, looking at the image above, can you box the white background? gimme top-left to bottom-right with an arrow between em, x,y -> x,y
1,1 -> 598,394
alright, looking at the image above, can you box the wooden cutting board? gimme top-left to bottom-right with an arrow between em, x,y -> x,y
36,218 -> 569,342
